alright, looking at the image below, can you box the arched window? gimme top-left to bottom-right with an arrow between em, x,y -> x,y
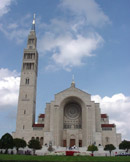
24,110 -> 26,114
25,78 -> 29,84
36,137 -> 39,141
105,137 -> 109,143
64,102 -> 82,129
40,137 -> 43,145
25,94 -> 27,98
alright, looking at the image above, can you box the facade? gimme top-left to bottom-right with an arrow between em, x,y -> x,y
13,17 -> 121,148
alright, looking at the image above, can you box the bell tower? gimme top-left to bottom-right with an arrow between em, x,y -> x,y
14,14 -> 38,139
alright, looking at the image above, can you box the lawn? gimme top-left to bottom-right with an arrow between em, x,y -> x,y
0,155 -> 130,162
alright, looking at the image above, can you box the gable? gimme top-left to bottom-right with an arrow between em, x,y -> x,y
55,85 -> 91,101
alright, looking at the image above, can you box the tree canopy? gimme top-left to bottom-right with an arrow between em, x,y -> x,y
119,140 -> 130,152
104,144 -> 116,156
13,138 -> 26,153
0,139 -> 2,149
28,139 -> 41,154
87,145 -> 98,154
1,133 -> 14,152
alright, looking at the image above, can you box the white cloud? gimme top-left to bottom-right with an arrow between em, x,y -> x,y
0,68 -> 20,108
0,24 -> 29,44
37,0 -> 110,71
92,93 -> 130,140
0,0 -> 110,70
0,0 -> 14,17
0,68 -> 19,78
39,32 -> 103,71
0,14 -> 31,44
8,23 -> 18,29
60,0 -> 110,27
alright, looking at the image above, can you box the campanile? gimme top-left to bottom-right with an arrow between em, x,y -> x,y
15,14 -> 38,138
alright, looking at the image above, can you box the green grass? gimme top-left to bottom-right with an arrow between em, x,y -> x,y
0,154 -> 130,162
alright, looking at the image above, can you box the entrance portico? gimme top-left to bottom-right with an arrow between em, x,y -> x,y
63,129 -> 83,147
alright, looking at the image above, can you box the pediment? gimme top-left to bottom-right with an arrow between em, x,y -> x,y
55,84 -> 91,100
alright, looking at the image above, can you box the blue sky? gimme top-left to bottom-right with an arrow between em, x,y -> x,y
0,0 -> 130,141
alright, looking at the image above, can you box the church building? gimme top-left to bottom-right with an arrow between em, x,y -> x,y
13,16 -> 121,148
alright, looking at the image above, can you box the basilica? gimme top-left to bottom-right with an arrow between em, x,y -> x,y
12,16 -> 121,148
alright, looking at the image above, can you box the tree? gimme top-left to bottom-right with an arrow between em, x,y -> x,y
87,145 -> 98,156
104,144 -> 116,156
0,139 -> 2,149
28,139 -> 41,155
1,133 -> 14,153
119,140 -> 130,152
13,138 -> 26,154
0,139 -> 2,154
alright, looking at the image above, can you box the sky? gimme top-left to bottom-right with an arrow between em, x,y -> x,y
0,0 -> 130,141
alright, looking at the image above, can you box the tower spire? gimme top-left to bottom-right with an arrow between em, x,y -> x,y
31,13 -> 35,31
71,74 -> 75,87
72,74 -> 75,83
27,13 -> 37,49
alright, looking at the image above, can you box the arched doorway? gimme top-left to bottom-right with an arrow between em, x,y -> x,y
70,139 -> 75,147
40,137 -> 43,145
36,137 -> 39,141
79,140 -> 82,147
70,135 -> 76,147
